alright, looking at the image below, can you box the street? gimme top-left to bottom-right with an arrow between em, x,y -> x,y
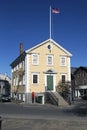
0,102 -> 70,119
0,99 -> 87,130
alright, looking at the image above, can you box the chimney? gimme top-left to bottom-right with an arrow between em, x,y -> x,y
20,42 -> 23,55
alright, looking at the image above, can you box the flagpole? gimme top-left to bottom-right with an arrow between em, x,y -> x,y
49,6 -> 52,40
49,7 -> 60,40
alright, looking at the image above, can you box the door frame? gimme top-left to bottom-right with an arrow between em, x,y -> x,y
45,74 -> 56,92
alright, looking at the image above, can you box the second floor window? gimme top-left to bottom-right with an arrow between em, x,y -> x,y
47,55 -> 53,65
60,56 -> 66,66
83,79 -> 87,85
32,54 -> 39,65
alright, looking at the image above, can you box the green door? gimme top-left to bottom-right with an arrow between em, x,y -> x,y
47,75 -> 53,90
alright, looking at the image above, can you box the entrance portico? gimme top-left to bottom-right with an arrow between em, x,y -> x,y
44,69 -> 57,92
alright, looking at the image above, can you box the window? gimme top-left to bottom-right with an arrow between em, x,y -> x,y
16,76 -> 18,86
75,80 -> 77,85
60,56 -> 66,66
13,77 -> 16,86
18,75 -> 23,85
32,54 -> 39,65
16,65 -> 18,70
22,60 -> 25,70
47,44 -> 51,50
23,75 -> 25,85
47,55 -> 53,65
32,73 -> 39,84
83,79 -> 87,85
61,74 -> 66,83
14,67 -> 16,71
19,62 -> 22,68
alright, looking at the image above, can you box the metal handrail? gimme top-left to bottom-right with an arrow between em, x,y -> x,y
46,87 -> 59,106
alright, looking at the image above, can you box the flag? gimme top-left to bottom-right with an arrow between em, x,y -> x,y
52,8 -> 60,14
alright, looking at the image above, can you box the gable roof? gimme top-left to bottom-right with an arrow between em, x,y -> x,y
26,39 -> 72,57
10,51 -> 26,67
74,66 -> 87,74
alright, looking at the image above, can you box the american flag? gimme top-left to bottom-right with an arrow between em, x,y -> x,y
52,8 -> 60,14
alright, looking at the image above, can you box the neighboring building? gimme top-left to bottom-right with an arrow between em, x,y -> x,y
10,39 -> 72,104
71,66 -> 87,99
71,67 -> 78,100
0,74 -> 11,95
0,73 -> 11,84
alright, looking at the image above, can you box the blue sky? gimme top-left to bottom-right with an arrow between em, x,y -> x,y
0,0 -> 87,76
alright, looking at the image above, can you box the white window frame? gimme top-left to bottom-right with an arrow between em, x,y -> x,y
13,77 -> 16,86
22,60 -> 25,70
16,76 -> 18,86
60,74 -> 67,83
14,67 -> 16,71
16,65 -> 18,70
60,56 -> 66,66
83,79 -> 87,85
19,62 -> 22,68
32,73 -> 39,84
47,55 -> 53,66
32,54 -> 39,65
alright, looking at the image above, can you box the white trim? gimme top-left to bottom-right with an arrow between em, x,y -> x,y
60,73 -> 67,82
79,85 -> 87,89
47,54 -> 53,66
47,43 -> 53,50
26,39 -> 72,57
68,57 -> 71,81
25,54 -> 30,93
23,94 -> 25,101
45,74 -> 56,92
60,56 -> 66,66
32,72 -> 39,84
19,94 -> 21,100
32,54 -> 39,65
42,95 -> 45,104
54,74 -> 56,92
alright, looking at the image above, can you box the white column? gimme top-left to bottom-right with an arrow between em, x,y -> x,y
42,95 -> 45,104
68,57 -> 71,81
54,74 -> 56,92
25,53 -> 30,93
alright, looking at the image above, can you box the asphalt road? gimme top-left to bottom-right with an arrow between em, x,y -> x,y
0,99 -> 87,118
0,102 -> 77,120
0,99 -> 87,130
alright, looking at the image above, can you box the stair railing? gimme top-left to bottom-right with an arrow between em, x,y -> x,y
46,86 -> 59,106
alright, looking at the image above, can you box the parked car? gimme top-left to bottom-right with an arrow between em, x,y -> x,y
0,94 -> 11,102
81,95 -> 87,100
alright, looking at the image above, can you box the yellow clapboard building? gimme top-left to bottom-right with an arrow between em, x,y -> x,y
10,39 -> 72,105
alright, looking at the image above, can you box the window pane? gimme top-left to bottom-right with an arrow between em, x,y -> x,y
61,57 -> 66,66
48,56 -> 52,64
33,75 -> 38,83
33,54 -> 38,65
83,79 -> 87,85
62,75 -> 65,83
48,55 -> 53,65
